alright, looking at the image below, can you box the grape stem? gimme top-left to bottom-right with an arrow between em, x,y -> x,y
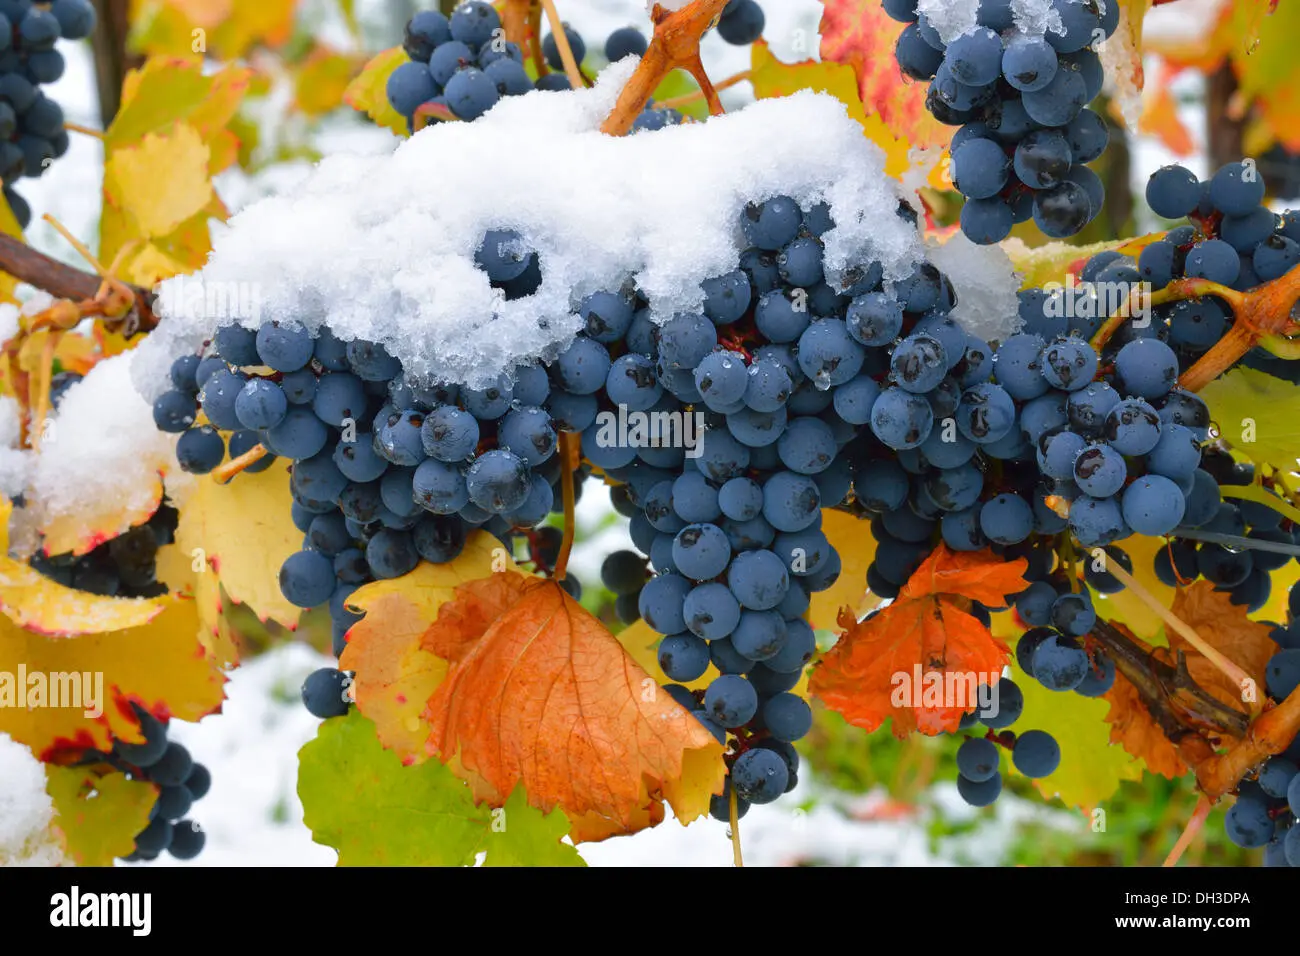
212,443 -> 269,483
0,234 -> 156,331
651,69 -> 752,110
1100,559 -> 1261,714
1162,795 -> 1213,867
553,431 -> 579,582
538,0 -> 586,88
600,0 -> 730,136
1089,278 -> 1242,354
728,782 -> 744,867
1185,686 -> 1300,798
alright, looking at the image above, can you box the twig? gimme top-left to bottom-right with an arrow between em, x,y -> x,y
651,69 -> 752,110
1171,528 -> 1300,556
601,0 -> 731,136
729,782 -> 744,867
1100,560 -> 1259,712
553,431 -> 579,581
1090,278 -> 1241,353
538,0 -> 585,89
63,122 -> 104,139
212,443 -> 268,483
0,234 -> 157,330
1180,263 -> 1300,392
1191,687 -> 1300,798
1163,795 -> 1213,867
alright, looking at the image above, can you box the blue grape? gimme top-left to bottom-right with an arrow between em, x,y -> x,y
365,528 -> 418,579
1015,129 -> 1072,189
1030,634 -> 1089,691
761,471 -> 820,533
1146,164 -> 1201,218
554,336 -> 611,395
1050,591 -> 1095,637
718,0 -> 764,44
1224,796 -> 1273,849
1033,180 -> 1093,238
1003,35 -> 1057,92
1209,161 -> 1265,217
413,515 -> 466,564
475,229 -> 532,282
1069,494 -> 1127,547
891,334 -> 949,393
333,436 -> 388,483
683,582 -> 741,641
776,417 -> 836,475
464,449 -> 529,513
1104,398 -> 1161,455
1121,475 -> 1186,535
957,737 -> 1000,783
845,292 -> 904,346
1012,729 -> 1060,777
777,236 -> 824,287
700,270 -> 752,325
421,405 -> 480,462
731,747 -> 788,804
1266,648 -> 1300,701
403,10 -> 450,61
762,693 -> 812,742
256,322 -> 313,372
743,357 -> 793,413
755,289 -> 811,344
1184,238 -> 1240,285
870,386 -> 934,450
1146,423 -> 1201,480
265,408 -> 328,460
640,573 -> 692,635
672,523 -> 731,581
234,379 -> 287,431
957,771 -> 1002,807
695,428 -> 752,482
742,195 -> 802,250
979,493 -> 1033,545
374,409 -> 427,467
229,429 -> 274,473
730,610 -> 787,661
1073,443 -> 1126,497
542,21 -> 586,70
951,138 -> 1011,199
153,390 -> 198,433
605,25 -> 647,60
1041,337 -> 1097,391
727,549 -> 790,611
956,382 -> 1016,444
497,406 -> 556,467
347,340 -> 401,382
312,373 -> 367,428
412,458 -> 469,515
176,426 -> 224,474
896,22 -> 944,80
279,550 -> 335,608
444,67 -> 499,120
832,375 -> 880,425
797,318 -> 864,388
995,333 -> 1050,400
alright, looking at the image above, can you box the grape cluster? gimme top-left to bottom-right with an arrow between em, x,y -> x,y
1140,161 -> 1300,383
1229,585 -> 1300,865
886,0 -> 1116,244
0,0 -> 96,229
951,675 -> 1060,806
76,704 -> 210,863
29,504 -> 177,599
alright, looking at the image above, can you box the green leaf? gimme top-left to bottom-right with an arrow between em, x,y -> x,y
1009,652 -> 1144,811
298,711 -> 584,867
1199,367 -> 1300,471
46,766 -> 156,866
650,71 -> 707,120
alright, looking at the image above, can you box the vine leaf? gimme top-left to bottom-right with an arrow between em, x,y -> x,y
104,124 -> 214,239
1198,367 -> 1300,471
1167,581 -> 1275,716
424,573 -> 724,838
130,0 -> 297,60
1011,645 -> 1145,807
344,47 -> 408,138
1103,666 -> 1188,779
1004,231 -> 1164,290
298,710 -> 583,867
343,547 -> 725,842
811,546 -> 1025,737
811,509 -> 881,632
293,46 -> 360,116
0,596 -> 226,760
173,458 -> 304,629
340,532 -> 512,760
817,0 -> 950,152
46,765 -> 156,866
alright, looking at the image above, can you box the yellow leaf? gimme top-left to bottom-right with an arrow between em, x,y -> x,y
40,483 -> 164,560
749,40 -> 912,180
344,47 -> 409,138
1199,368 -> 1300,471
0,558 -> 167,637
104,123 -> 213,238
120,242 -> 193,288
1092,534 -> 1174,644
0,596 -> 226,759
340,532 -> 513,761
294,48 -> 360,116
811,508 -> 880,631
46,766 -> 156,865
1004,232 -> 1165,289
661,743 -> 727,827
174,458 -> 303,628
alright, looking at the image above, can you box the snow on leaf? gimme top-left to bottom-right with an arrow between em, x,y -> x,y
818,0 -> 951,153
340,532 -> 513,761
749,39 -> 913,180
298,710 -> 583,866
0,596 -> 226,760
105,123 -> 214,239
811,509 -> 881,632
1199,368 -> 1300,471
174,459 -> 304,628
1013,649 -> 1145,808
811,546 -> 1024,737
344,47 -> 408,138
423,573 -> 725,836
1167,581 -> 1275,716
46,766 -> 156,866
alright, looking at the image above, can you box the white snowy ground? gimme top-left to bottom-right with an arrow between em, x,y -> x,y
0,0 -> 1220,866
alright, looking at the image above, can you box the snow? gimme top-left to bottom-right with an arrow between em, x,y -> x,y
1010,0 -> 1064,37
0,733 -> 68,865
0,396 -> 32,499
917,0 -> 980,43
28,352 -> 188,541
134,62 -> 918,396
927,232 -> 1023,343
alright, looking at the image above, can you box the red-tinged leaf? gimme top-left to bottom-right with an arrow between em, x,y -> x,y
1103,667 -> 1188,779
812,546 -> 1025,737
1141,66 -> 1196,156
819,0 -> 952,151
1168,582 -> 1276,716
423,574 -> 724,835
899,545 -> 1032,607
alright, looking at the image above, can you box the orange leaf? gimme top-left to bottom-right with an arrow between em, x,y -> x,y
819,0 -> 951,152
1168,581 -> 1275,714
1103,668 -> 1188,779
811,546 -> 1025,737
1141,66 -> 1195,157
424,574 -> 724,834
